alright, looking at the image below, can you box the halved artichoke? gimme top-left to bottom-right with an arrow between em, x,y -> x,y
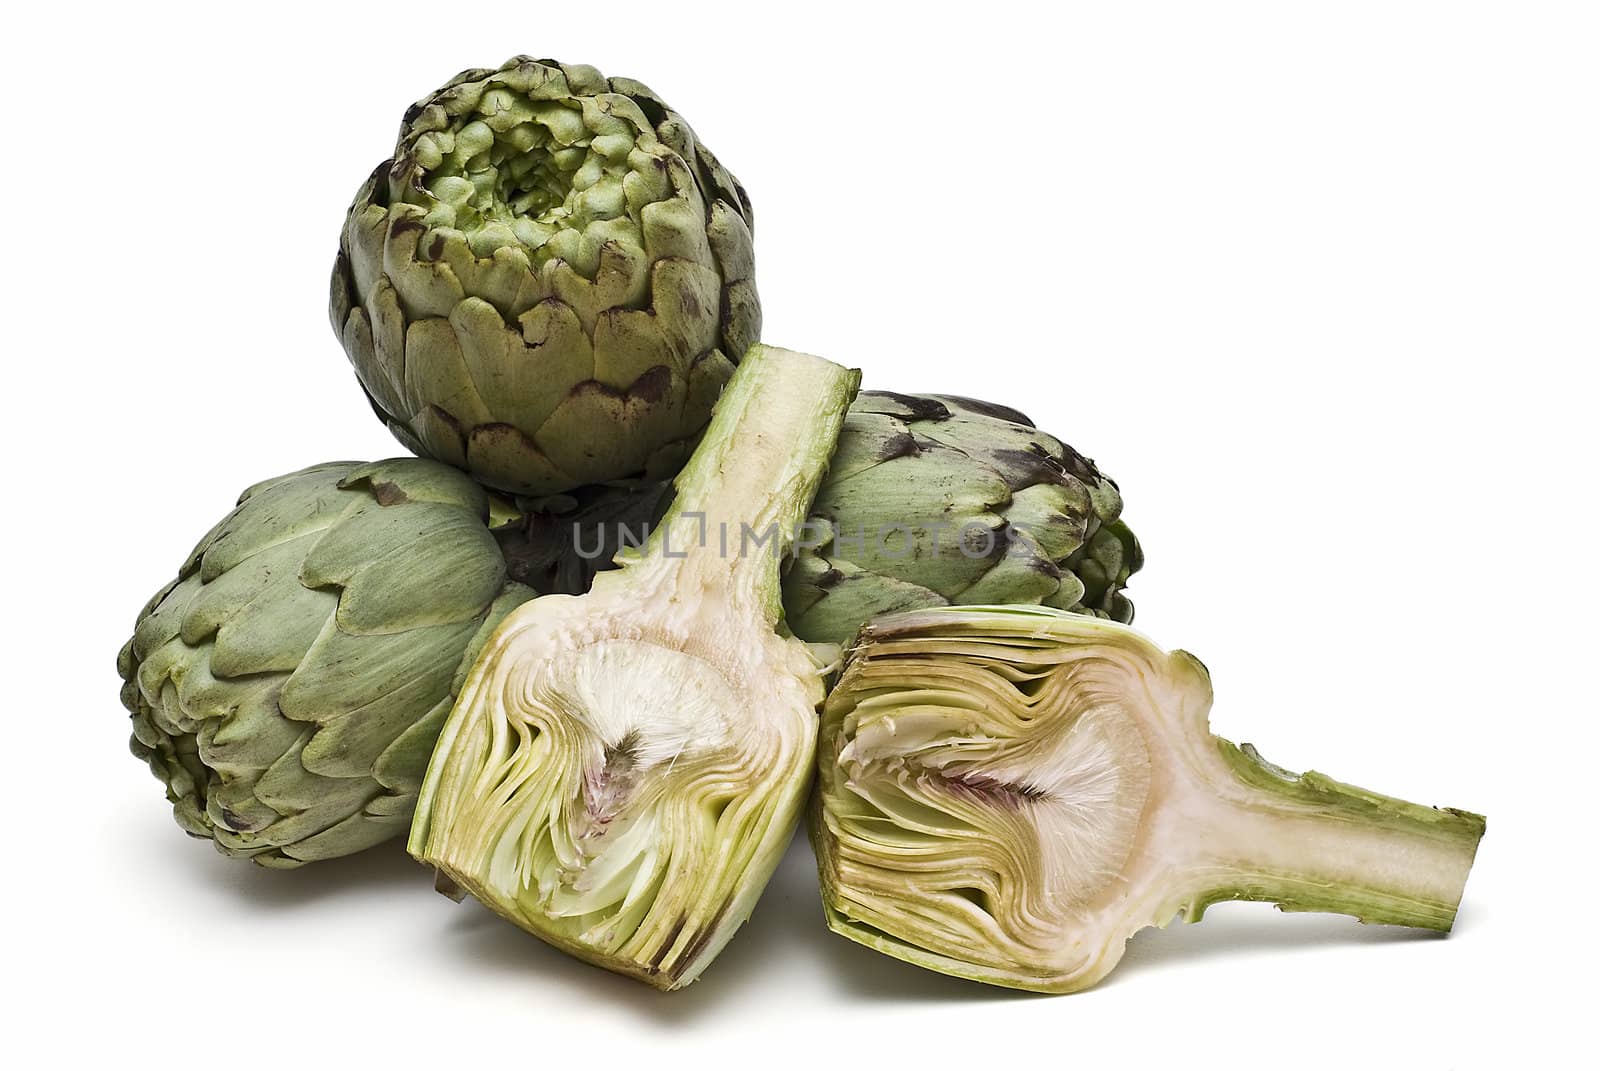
813,606 -> 1485,992
410,344 -> 860,989
118,460 -> 534,867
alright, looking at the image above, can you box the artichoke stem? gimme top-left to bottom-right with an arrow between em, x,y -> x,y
1181,743 -> 1486,931
627,344 -> 861,615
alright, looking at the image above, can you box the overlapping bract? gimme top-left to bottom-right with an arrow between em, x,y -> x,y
331,56 -> 760,496
118,460 -> 534,867
784,392 -> 1140,643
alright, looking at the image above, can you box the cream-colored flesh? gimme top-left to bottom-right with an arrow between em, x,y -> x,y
828,656 -> 1158,985
416,566 -> 821,986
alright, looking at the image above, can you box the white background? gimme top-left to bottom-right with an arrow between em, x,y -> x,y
4,1 -> 1595,1065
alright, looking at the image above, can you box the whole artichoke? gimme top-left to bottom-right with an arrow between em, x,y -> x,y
118,460 -> 534,867
488,393 -> 1140,645
785,393 -> 1140,643
331,57 -> 759,496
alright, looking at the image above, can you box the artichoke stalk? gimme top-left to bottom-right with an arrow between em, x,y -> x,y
410,344 -> 860,989
118,460 -> 535,867
491,392 -> 1140,644
813,606 -> 1485,993
331,56 -> 759,496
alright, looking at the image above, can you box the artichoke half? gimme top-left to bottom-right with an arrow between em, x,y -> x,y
118,460 -> 534,868
813,606 -> 1485,992
410,345 -> 860,989
488,392 -> 1141,645
331,56 -> 759,496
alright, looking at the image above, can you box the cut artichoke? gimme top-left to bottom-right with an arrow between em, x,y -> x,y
331,57 -> 758,496
814,605 -> 1485,993
118,460 -> 534,867
410,344 -> 860,989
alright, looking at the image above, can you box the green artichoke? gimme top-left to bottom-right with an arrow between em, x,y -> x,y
489,392 -> 1140,645
331,57 -> 759,497
785,393 -> 1138,644
118,460 -> 534,868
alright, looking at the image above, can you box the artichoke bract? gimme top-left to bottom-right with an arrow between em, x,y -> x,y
487,392 -> 1140,645
331,57 -> 759,496
785,393 -> 1139,645
118,460 -> 534,868
410,344 -> 860,989
813,606 -> 1485,993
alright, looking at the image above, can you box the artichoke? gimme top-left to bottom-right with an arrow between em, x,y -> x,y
785,393 -> 1139,644
480,392 -> 1132,643
331,57 -> 759,496
487,392 -> 1140,645
118,460 -> 534,868
410,345 -> 860,989
813,606 -> 1485,993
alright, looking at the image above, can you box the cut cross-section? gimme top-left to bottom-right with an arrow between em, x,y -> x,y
814,606 -> 1485,993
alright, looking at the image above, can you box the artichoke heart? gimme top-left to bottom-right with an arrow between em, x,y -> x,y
814,606 -> 1485,993
331,56 -> 760,496
410,344 -> 861,989
117,459 -> 535,867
